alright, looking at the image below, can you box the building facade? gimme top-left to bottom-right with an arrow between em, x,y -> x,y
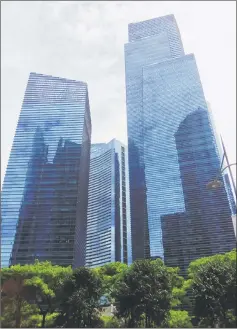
161,108 -> 236,275
1,72 -> 91,268
124,15 -> 236,267
86,139 -> 132,268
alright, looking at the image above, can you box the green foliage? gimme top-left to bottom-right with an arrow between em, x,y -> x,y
22,312 -> 59,328
100,315 -> 122,328
1,250 -> 236,328
1,260 -> 72,328
54,266 -> 103,328
113,258 -> 183,327
94,262 -> 128,303
188,249 -> 237,328
164,310 -> 193,328
1,300 -> 39,328
24,276 -> 55,297
167,266 -> 185,308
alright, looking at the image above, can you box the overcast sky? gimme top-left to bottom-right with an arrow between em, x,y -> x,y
1,1 -> 236,183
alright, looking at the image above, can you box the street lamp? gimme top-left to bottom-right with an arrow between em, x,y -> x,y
36,294 -> 48,328
207,136 -> 236,196
207,163 -> 237,193
207,179 -> 222,190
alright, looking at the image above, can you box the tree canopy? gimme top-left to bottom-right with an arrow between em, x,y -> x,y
187,249 -> 236,328
113,258 -> 184,327
1,260 -> 71,328
1,249 -> 236,328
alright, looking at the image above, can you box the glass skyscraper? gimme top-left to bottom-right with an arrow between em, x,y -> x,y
125,15 -> 236,265
86,139 -> 132,268
1,72 -> 91,268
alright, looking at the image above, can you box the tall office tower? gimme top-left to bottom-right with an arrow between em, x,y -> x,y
86,139 -> 132,268
124,15 -> 236,269
1,72 -> 91,268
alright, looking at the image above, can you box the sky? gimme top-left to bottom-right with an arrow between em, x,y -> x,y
1,1 -> 236,184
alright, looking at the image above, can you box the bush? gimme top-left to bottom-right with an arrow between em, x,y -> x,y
165,310 -> 193,328
100,315 -> 122,328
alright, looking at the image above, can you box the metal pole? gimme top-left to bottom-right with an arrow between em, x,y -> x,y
220,136 -> 236,195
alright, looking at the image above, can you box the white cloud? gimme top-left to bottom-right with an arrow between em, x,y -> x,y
1,1 -> 236,183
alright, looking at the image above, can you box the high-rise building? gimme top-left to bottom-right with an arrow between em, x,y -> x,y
1,72 -> 91,268
161,108 -> 236,275
124,15 -> 236,267
86,139 -> 132,268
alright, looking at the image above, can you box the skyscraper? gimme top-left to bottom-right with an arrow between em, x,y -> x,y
86,139 -> 132,268
124,15 -> 236,266
1,72 -> 91,268
161,108 -> 236,275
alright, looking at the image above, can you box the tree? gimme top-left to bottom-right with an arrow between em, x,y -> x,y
1,299 -> 39,328
24,261 -> 72,327
1,265 -> 36,328
1,260 -> 72,328
113,258 -> 182,328
22,312 -> 59,328
187,249 -> 236,328
54,267 -> 103,328
163,310 -> 193,328
94,262 -> 128,304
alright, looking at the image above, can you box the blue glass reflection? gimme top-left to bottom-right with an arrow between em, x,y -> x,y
125,15 -> 236,263
86,140 -> 132,267
1,73 -> 91,268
